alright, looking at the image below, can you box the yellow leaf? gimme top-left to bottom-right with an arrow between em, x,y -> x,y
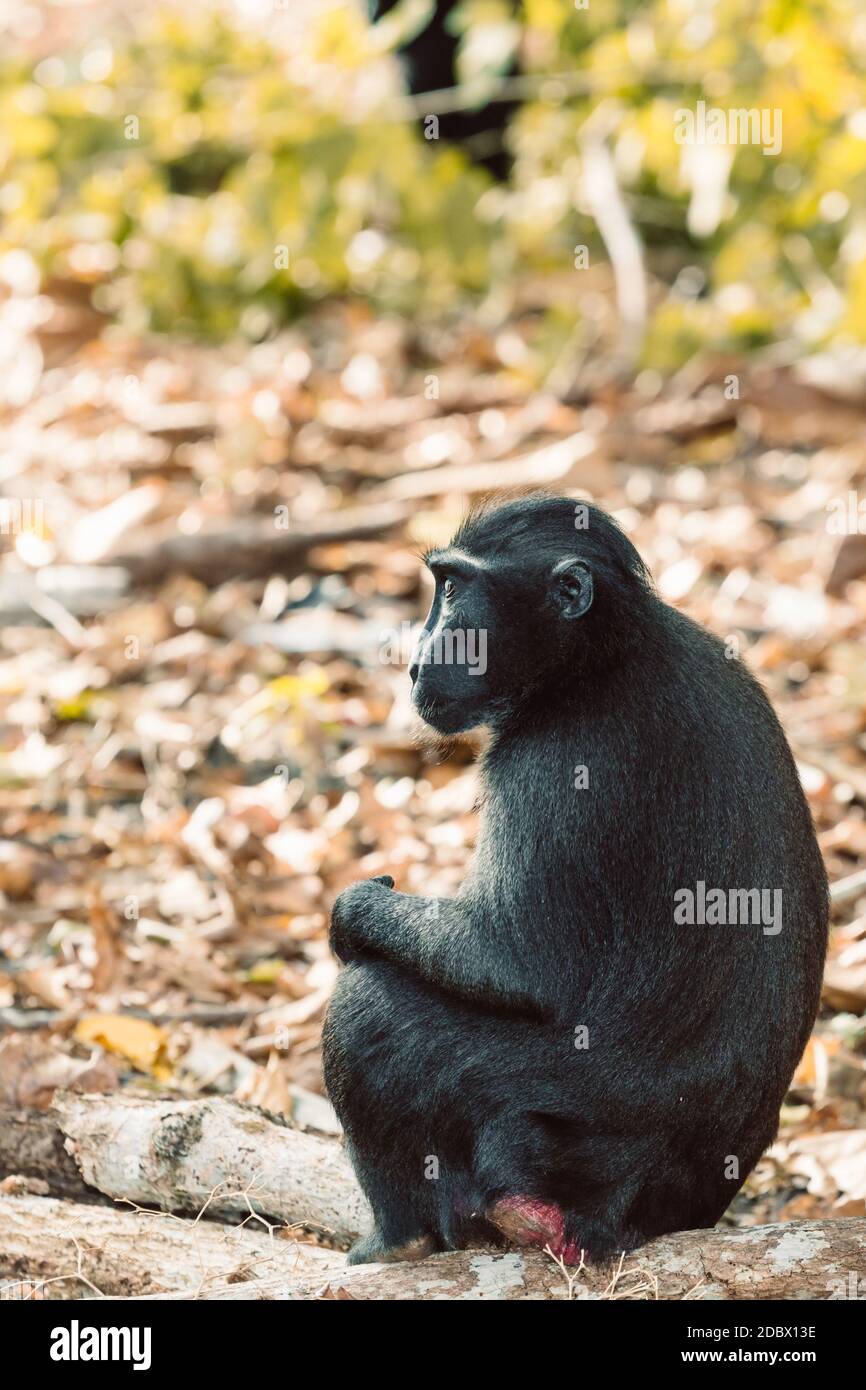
54,691 -> 97,723
793,1036 -> 839,1088
75,1014 -> 171,1079
246,958 -> 285,985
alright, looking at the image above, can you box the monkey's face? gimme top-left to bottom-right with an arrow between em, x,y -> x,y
409,546 -> 594,734
409,557 -> 493,733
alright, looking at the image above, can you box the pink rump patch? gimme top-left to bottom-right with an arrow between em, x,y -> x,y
487,1194 -> 584,1266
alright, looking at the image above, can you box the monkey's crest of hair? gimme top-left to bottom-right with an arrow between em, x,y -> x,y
452,491 -> 654,593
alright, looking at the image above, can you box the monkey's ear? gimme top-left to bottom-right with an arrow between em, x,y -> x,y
552,559 -> 593,619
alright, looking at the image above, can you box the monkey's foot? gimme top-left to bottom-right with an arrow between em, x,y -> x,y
487,1195 -> 585,1266
347,1230 -> 436,1266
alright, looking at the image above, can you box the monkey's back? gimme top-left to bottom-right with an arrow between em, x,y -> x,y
455,603 -> 828,1238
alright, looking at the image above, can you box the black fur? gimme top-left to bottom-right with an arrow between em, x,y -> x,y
323,493 -> 828,1263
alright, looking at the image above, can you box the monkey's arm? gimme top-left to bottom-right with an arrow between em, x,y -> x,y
329,878 -> 549,1017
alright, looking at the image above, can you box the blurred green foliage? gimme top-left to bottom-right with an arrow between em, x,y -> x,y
508,0 -> 866,367
0,8 -> 494,336
2,0 -> 866,365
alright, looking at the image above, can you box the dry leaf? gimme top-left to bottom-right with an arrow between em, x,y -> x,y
75,1014 -> 172,1080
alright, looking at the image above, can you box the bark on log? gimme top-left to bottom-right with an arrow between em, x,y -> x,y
52,1092 -> 370,1246
0,1195 -> 341,1300
0,508 -> 412,620
1,1191 -> 863,1300
149,1218 -> 866,1301
15,1094 -> 866,1300
0,1108 -> 103,1205
2,1096 -> 865,1299
110,504 -> 410,586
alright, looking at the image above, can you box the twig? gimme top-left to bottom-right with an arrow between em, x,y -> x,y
0,1003 -> 274,1033
829,866 -> 866,908
389,64 -> 710,120
581,106 -> 647,365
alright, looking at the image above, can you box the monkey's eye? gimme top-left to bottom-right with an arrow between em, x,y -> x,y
442,577 -> 457,600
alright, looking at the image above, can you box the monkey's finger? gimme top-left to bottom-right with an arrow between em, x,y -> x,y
372,875 -> 395,889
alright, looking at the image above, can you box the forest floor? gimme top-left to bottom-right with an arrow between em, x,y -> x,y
2,271 -> 866,1253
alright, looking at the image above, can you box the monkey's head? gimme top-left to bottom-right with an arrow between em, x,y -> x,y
410,493 -> 655,734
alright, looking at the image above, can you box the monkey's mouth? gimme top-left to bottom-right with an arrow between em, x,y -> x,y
412,690 -> 484,735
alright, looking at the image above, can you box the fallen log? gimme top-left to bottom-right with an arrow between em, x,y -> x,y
14,1093 -> 866,1297
1,1190 -> 863,1300
0,508 -> 412,622
2,1095 -> 864,1299
110,503 -> 411,586
52,1092 -> 370,1246
0,1194 -> 340,1300
148,1217 -> 866,1301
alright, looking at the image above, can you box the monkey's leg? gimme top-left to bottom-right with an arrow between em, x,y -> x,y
347,1228 -> 436,1265
342,1135 -> 440,1265
323,965 -> 448,1264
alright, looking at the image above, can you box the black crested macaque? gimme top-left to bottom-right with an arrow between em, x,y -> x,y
323,493 -> 828,1265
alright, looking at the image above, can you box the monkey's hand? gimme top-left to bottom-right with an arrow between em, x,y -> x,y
329,875 -> 395,963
